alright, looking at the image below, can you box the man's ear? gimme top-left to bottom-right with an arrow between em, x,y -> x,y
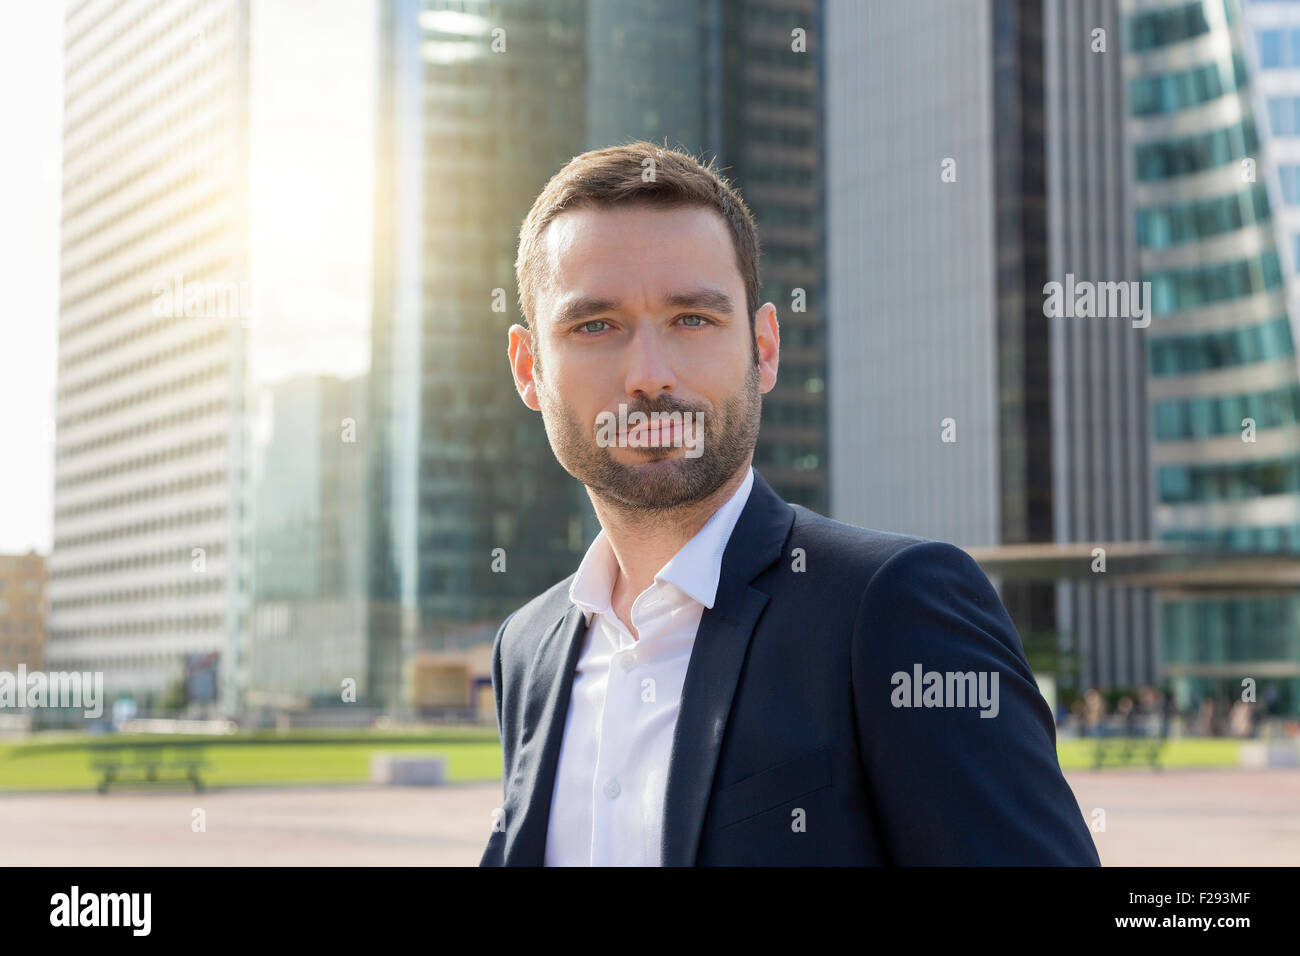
755,302 -> 780,394
508,323 -> 542,411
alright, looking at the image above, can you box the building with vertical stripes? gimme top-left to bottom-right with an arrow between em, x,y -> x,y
827,0 -> 1158,695
50,0 -> 249,712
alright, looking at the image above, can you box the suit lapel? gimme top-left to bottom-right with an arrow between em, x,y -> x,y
502,603 -> 588,866
660,470 -> 795,866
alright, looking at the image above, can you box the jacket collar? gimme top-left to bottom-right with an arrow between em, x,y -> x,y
567,466 -> 756,619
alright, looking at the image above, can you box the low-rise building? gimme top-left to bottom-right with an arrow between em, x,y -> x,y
0,551 -> 46,672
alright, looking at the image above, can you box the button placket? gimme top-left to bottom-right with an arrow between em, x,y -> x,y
590,622 -> 634,862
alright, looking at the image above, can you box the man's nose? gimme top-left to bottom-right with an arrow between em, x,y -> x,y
623,325 -> 676,397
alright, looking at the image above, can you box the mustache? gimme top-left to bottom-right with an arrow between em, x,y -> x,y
611,397 -> 709,418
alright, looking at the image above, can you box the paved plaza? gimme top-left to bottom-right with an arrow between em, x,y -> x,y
0,781 -> 503,866
1069,769 -> 1300,866
1,770 -> 1296,866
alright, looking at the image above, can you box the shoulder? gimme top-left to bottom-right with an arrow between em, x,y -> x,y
780,505 -> 995,620
785,503 -> 955,584
836,526 -> 1025,675
492,572 -> 579,665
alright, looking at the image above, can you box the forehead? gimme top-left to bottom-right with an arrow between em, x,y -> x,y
539,204 -> 742,313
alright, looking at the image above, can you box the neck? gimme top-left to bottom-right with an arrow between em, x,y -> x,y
590,459 -> 752,615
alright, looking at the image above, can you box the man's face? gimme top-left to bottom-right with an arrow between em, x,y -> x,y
509,204 -> 779,512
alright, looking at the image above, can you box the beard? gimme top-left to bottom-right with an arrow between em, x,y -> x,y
536,360 -> 761,513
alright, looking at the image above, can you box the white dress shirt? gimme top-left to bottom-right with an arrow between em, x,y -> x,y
543,466 -> 756,866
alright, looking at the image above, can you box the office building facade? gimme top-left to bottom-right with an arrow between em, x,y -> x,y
827,0 -> 1157,693
50,0 -> 249,710
1124,0 -> 1300,712
370,0 -> 827,700
52,0 -> 380,716
246,376 -> 370,708
1047,0 -> 1160,695
0,552 -> 47,674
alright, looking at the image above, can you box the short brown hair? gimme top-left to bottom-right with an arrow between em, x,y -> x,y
515,141 -> 761,362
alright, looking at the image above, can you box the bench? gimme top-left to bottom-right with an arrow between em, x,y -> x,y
1091,721 -> 1166,770
90,741 -> 209,793
370,753 -> 447,786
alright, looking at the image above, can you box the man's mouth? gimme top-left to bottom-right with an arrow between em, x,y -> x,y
628,419 -> 682,446
592,404 -> 706,457
632,413 -> 706,448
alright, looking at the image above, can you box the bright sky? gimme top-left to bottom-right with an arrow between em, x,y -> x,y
0,2 -> 61,555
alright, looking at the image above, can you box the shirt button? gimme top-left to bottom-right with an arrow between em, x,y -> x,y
603,779 -> 621,799
620,651 -> 638,671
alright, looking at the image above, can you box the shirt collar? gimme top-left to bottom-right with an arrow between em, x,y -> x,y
568,466 -> 755,618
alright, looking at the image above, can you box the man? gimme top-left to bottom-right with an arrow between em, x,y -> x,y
480,142 -> 1100,867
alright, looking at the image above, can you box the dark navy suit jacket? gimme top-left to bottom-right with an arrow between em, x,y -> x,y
480,468 -> 1100,866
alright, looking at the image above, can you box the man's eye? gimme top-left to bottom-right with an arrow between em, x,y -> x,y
679,314 -> 710,327
578,320 -> 609,334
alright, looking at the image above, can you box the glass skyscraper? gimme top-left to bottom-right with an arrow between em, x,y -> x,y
370,0 -> 596,711
246,375 -> 370,709
369,0 -> 828,711
1124,0 -> 1300,712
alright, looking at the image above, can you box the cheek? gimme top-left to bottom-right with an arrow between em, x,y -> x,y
682,351 -> 748,399
548,351 -> 623,403
537,374 -> 595,429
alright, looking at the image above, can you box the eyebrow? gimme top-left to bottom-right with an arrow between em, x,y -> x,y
551,287 -> 735,326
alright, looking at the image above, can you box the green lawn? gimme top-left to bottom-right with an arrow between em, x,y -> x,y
0,727 -> 504,791
0,730 -> 1244,792
1056,737 -> 1241,770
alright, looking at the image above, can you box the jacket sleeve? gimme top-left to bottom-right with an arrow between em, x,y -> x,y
480,611 -> 517,867
489,610 -> 516,797
850,540 -> 1100,865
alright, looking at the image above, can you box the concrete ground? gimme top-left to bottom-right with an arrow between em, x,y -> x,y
0,770 -> 1296,866
1068,769 -> 1300,866
0,782 -> 503,866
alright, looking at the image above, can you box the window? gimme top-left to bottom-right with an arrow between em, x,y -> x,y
1129,2 -> 1211,52
1137,184 -> 1269,248
1136,119 -> 1257,182
1260,29 -> 1282,68
1257,28 -> 1300,69
1144,251 -> 1283,314
1131,54 -> 1247,117
1268,97 -> 1300,135
1280,165 -> 1300,204
1153,385 -> 1300,439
